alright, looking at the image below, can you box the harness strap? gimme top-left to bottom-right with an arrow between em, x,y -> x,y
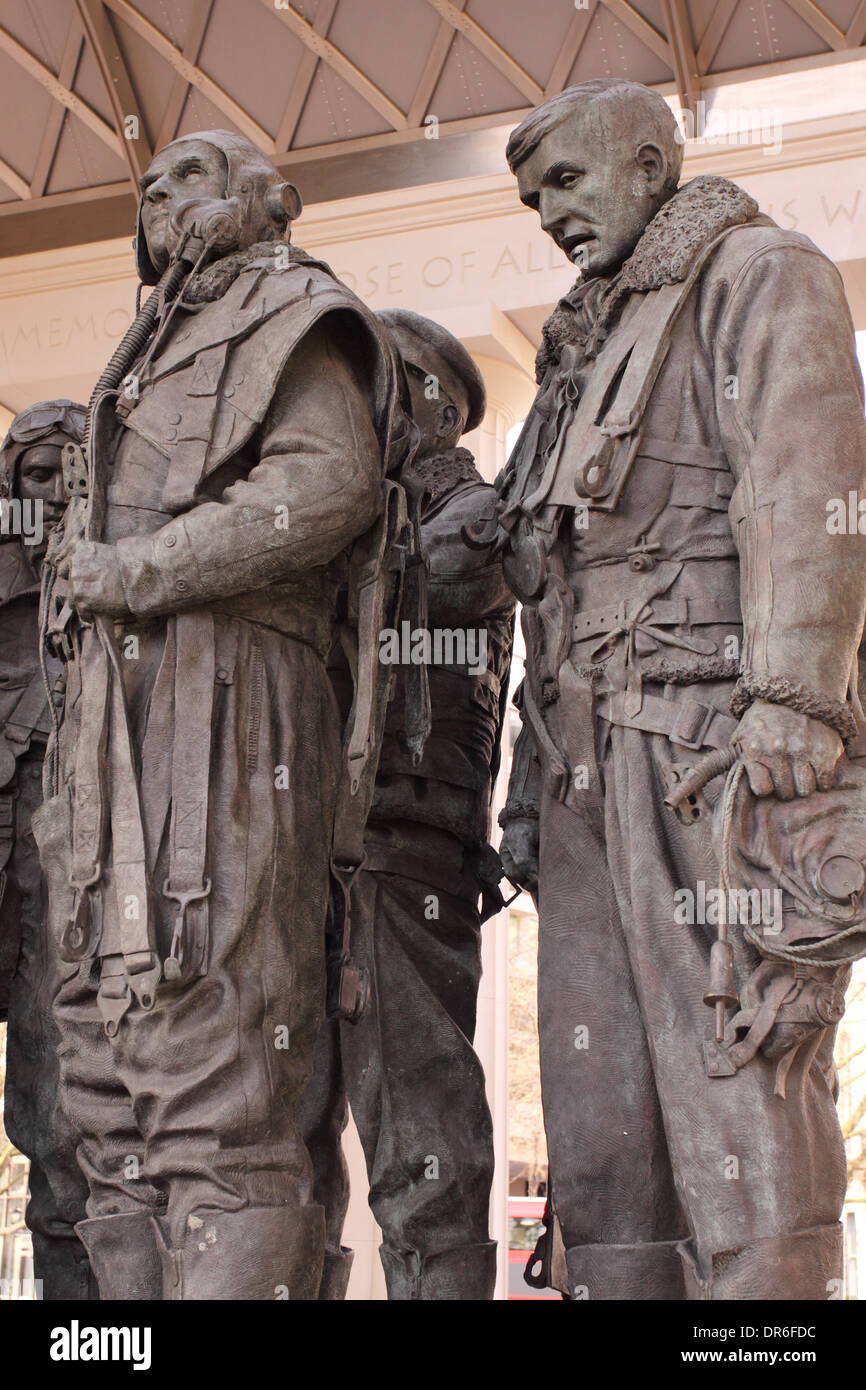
163,610 -> 214,982
574,597 -> 742,643
65,624 -> 110,961
99,615 -> 160,1017
597,690 -> 738,752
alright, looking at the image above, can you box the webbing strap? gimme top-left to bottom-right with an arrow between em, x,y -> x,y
597,690 -> 738,752
99,615 -> 159,1012
65,624 -> 110,961
163,610 -> 214,982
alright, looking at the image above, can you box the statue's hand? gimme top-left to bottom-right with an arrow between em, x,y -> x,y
499,817 -> 539,896
732,699 -> 843,800
45,496 -> 86,572
67,541 -> 130,619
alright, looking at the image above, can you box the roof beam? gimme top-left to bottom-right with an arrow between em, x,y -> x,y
603,0 -> 673,66
0,156 -> 30,200
423,0 -> 544,103
75,0 -> 152,186
407,0 -> 465,127
544,0 -> 599,96
155,0 -> 214,150
845,0 -> 866,45
696,0 -> 738,73
30,13 -> 85,196
102,0 -> 276,151
265,0 -> 408,131
0,24 -> 123,157
274,0 -> 338,150
661,0 -> 701,112
781,0 -> 847,50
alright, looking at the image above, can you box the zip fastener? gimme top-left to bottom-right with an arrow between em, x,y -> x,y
246,634 -> 263,773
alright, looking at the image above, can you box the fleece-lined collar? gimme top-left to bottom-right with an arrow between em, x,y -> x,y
535,175 -> 759,380
181,240 -> 335,304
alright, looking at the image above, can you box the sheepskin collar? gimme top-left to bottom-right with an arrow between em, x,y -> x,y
617,174 -> 758,292
535,175 -> 759,381
181,240 -> 334,304
402,447 -> 480,505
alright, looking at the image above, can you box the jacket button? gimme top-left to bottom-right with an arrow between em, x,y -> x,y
166,428 -> 177,441
164,534 -> 177,547
224,386 -> 235,398
168,412 -> 182,425
216,668 -> 229,681
175,579 -> 188,591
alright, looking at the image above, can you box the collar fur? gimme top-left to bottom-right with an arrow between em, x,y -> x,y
402,447 -> 480,506
535,175 -> 759,381
182,240 -> 335,304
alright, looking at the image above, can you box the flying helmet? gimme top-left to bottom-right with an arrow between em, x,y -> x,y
714,756 -> 866,967
377,308 -> 486,434
0,400 -> 86,500
134,129 -> 303,285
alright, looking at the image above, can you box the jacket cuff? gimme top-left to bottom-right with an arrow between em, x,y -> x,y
115,520 -> 203,617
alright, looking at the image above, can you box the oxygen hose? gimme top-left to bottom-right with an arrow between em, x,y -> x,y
83,255 -> 190,444
39,251 -> 198,794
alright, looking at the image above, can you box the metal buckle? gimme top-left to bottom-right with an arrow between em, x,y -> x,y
670,698 -> 715,751
162,876 -> 211,981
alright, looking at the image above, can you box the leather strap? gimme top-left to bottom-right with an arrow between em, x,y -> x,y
597,689 -> 738,752
65,624 -> 110,962
534,224 -> 749,512
99,615 -> 160,1019
574,596 -> 742,643
328,479 -> 412,1023
638,436 -> 728,471
163,610 -> 214,982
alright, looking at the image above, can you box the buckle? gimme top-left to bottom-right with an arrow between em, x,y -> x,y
162,876 -> 211,981
670,698 -> 715,751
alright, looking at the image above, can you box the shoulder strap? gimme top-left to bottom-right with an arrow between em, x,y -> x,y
532,222 -> 750,513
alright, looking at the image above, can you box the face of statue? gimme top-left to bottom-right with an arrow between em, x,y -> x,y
403,360 -> 464,456
139,140 -> 227,271
516,107 -> 667,277
17,440 -> 66,560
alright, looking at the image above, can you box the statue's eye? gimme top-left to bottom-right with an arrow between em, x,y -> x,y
560,170 -> 583,187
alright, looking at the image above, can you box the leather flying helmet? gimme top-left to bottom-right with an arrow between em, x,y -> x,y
134,130 -> 303,285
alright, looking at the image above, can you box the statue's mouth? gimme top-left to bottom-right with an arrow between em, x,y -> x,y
562,231 -> 594,261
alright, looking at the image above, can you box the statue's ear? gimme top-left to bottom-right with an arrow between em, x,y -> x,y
266,181 -> 303,227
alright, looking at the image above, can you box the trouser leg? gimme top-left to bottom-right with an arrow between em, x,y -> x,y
4,757 -> 94,1299
297,1016 -> 353,1300
51,639 -> 337,1299
340,868 -> 496,1300
537,793 -> 688,1300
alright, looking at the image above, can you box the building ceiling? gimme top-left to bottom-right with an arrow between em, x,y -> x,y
0,0 -> 864,257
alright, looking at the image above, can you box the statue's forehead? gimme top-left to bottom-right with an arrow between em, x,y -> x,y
19,439 -> 65,463
143,139 -> 223,181
516,111 -> 601,189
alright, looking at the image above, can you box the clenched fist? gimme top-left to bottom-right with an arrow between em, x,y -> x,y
732,698 -> 843,800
